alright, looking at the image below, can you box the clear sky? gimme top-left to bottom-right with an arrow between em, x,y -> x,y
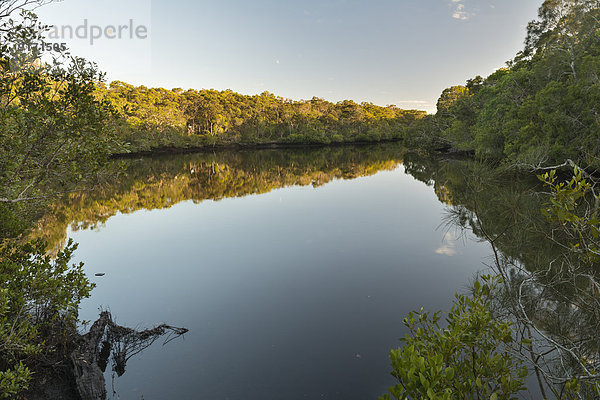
36,0 -> 541,113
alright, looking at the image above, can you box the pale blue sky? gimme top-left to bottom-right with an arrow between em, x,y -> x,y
36,0 -> 541,112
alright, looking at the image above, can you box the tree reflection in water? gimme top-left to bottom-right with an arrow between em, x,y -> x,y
407,153 -> 600,398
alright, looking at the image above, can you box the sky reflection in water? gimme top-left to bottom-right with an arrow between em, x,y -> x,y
69,164 -> 491,400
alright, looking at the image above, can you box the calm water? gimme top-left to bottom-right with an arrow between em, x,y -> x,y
57,147 -> 492,399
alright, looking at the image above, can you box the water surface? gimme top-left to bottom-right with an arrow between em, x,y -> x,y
52,146 -> 492,399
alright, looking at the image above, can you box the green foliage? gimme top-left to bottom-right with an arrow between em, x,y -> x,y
412,0 -> 600,168
98,83 -> 426,152
539,167 -> 600,263
381,276 -> 527,400
0,363 -> 31,399
0,239 -> 94,398
0,5 -> 108,397
401,155 -> 600,398
0,9 -> 121,237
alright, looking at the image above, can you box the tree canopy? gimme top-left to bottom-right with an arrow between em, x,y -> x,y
98,82 -> 426,152
409,0 -> 600,169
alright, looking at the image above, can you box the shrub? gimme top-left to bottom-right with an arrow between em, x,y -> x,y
381,276 -> 527,400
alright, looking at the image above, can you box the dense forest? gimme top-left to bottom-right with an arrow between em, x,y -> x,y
407,0 -> 600,168
99,82 -> 426,152
4,0 -> 597,166
85,0 -> 600,172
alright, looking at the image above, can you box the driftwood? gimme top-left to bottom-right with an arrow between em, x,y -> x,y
70,311 -> 188,400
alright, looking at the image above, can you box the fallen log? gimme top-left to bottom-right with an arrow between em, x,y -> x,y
69,311 -> 188,400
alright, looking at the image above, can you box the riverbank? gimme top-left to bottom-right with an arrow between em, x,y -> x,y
111,137 -> 457,159
111,138 -> 404,158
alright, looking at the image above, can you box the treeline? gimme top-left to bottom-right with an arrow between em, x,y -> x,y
97,82 -> 426,152
99,2 -> 600,167
409,0 -> 600,168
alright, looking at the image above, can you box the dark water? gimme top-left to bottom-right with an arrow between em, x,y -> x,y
53,146 -> 493,399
